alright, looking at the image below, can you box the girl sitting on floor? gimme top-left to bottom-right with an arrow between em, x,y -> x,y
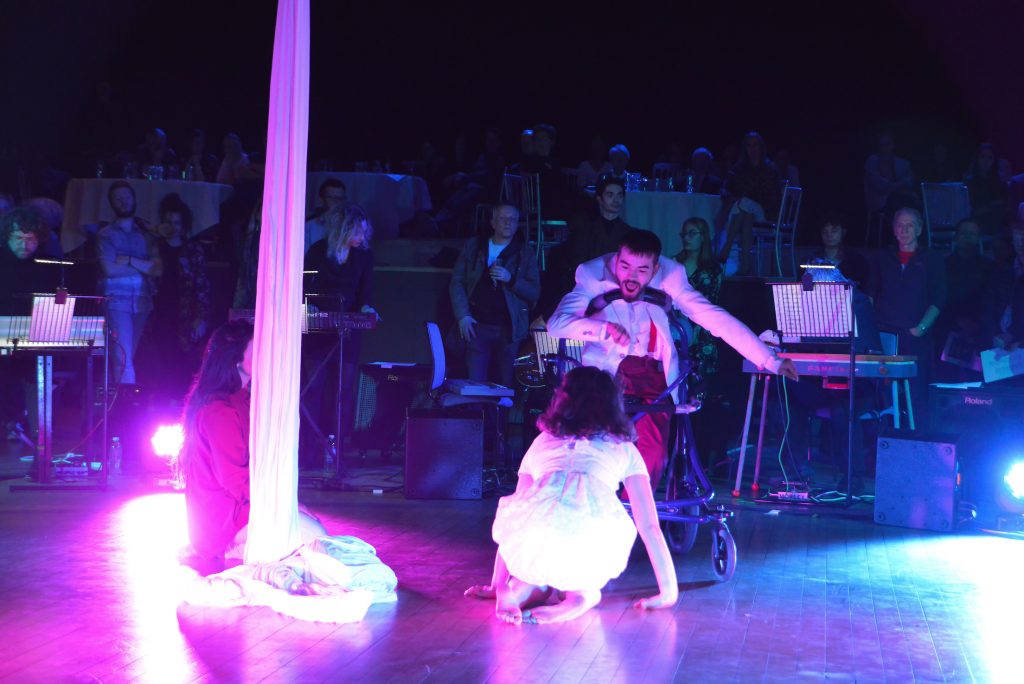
465,366 -> 679,624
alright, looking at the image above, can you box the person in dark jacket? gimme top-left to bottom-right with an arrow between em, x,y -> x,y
450,203 -> 540,386
871,207 -> 947,425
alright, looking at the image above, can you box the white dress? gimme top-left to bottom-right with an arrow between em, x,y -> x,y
492,432 -> 648,592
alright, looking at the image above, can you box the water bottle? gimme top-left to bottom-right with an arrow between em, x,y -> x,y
324,434 -> 337,477
110,436 -> 122,475
686,172 -> 695,194
183,161 -> 196,181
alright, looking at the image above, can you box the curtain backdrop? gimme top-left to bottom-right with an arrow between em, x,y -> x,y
245,0 -> 310,565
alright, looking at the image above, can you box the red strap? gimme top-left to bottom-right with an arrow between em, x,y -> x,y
648,317 -> 657,353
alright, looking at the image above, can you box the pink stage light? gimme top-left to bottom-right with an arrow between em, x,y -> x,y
151,424 -> 185,460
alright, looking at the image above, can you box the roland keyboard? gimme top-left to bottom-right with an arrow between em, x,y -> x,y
741,352 -> 917,378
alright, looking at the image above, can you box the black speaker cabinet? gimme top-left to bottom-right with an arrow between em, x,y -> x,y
874,430 -> 959,532
405,408 -> 484,499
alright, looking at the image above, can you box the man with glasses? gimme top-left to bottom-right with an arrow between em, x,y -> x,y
304,179 -> 348,253
450,203 -> 540,386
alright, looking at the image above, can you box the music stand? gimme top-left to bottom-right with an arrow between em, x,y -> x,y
733,280 -> 857,505
7,294 -> 109,492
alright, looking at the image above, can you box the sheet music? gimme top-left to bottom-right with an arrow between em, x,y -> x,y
771,283 -> 852,339
28,296 -> 76,343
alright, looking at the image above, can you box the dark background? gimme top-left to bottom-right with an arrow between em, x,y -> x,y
1,0 -> 1021,227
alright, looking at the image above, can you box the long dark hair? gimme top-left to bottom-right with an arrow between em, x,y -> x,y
180,321 -> 253,470
677,216 -> 717,270
537,366 -> 635,442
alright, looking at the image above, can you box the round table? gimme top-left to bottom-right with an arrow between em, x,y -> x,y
61,178 -> 232,253
306,172 -> 432,239
622,191 -> 723,257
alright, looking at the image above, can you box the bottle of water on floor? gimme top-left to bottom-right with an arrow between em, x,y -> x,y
110,436 -> 122,475
325,434 -> 337,478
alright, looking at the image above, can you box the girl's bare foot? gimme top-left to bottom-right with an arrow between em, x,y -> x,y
495,577 -> 539,625
463,584 -> 496,599
527,589 -> 600,624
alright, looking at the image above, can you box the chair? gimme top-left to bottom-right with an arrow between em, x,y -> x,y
500,172 -> 566,271
752,184 -> 802,278
920,182 -> 971,254
424,322 -> 513,466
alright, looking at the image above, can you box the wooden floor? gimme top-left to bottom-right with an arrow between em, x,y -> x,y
0,472 -> 1020,684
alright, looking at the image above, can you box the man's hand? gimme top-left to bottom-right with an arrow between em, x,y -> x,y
489,264 -> 511,283
777,358 -> 799,382
459,315 -> 478,341
605,321 -> 630,345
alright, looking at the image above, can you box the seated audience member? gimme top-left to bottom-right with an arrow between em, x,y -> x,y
515,123 -> 566,219
774,147 -> 801,187
870,208 -> 946,424
24,197 -> 65,258
304,179 -> 347,253
143,195 -> 211,397
803,213 -> 861,284
449,203 -> 540,386
964,143 -> 1007,234
470,128 -> 506,203
136,127 -> 178,171
919,143 -> 959,183
182,129 -> 220,182
97,182 -> 162,386
993,222 -> 1024,350
674,217 -> 723,379
216,133 -> 261,186
863,130 -> 916,224
575,136 -> 612,190
678,147 -> 722,195
413,141 -> 449,204
464,366 -> 678,625
301,204 -> 377,465
179,321 -> 326,576
608,144 -> 631,178
718,131 -> 782,275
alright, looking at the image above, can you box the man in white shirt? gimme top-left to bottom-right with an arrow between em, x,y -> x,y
548,229 -> 798,487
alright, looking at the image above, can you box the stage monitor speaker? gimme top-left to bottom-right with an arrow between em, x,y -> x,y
353,364 -> 421,451
405,408 -> 483,500
874,430 -> 959,532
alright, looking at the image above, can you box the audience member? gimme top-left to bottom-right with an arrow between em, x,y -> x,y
680,147 -> 722,195
608,144 -> 631,178
992,222 -> 1024,350
674,217 -> 723,379
870,208 -> 946,424
518,129 -> 534,164
718,131 -> 782,275
304,179 -> 347,253
575,136 -> 611,190
136,127 -> 179,171
565,173 -> 632,271
964,143 -> 1006,234
414,141 -> 449,203
301,204 -> 377,464
515,123 -> 566,219
142,195 -> 211,397
97,181 -> 163,386
863,130 -> 915,222
216,133 -> 259,186
0,192 -> 13,214
470,128 -> 506,203
182,129 -> 220,182
936,219 -> 992,378
0,206 -> 54,313
449,203 -> 540,386
24,197 -> 65,258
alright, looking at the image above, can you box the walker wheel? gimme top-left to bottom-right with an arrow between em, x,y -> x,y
664,505 -> 699,555
710,524 -> 737,582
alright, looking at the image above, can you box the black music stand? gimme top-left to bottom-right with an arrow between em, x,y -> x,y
6,294 -> 109,492
733,280 -> 857,505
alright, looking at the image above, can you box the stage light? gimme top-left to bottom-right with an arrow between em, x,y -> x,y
1004,461 -> 1024,500
151,424 -> 185,461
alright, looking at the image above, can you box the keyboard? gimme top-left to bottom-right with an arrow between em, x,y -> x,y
446,378 -> 515,398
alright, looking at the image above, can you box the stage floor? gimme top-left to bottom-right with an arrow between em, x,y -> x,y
0,474 -> 1018,683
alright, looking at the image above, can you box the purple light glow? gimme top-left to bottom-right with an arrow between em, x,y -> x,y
151,424 -> 185,460
1004,461 -> 1024,499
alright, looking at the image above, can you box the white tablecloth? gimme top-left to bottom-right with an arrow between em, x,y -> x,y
622,191 -> 722,257
306,172 -> 432,239
61,179 -> 233,253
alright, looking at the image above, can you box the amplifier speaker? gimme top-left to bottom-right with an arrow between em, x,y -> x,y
874,430 -> 959,532
405,408 -> 483,499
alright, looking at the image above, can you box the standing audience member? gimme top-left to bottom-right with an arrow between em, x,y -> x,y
144,195 -> 211,397
97,182 -> 162,386
870,208 -> 946,424
864,131 -> 915,226
304,179 -> 347,253
575,136 -> 611,190
718,132 -> 782,275
450,203 -> 540,386
301,204 -> 377,465
964,143 -> 1006,234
